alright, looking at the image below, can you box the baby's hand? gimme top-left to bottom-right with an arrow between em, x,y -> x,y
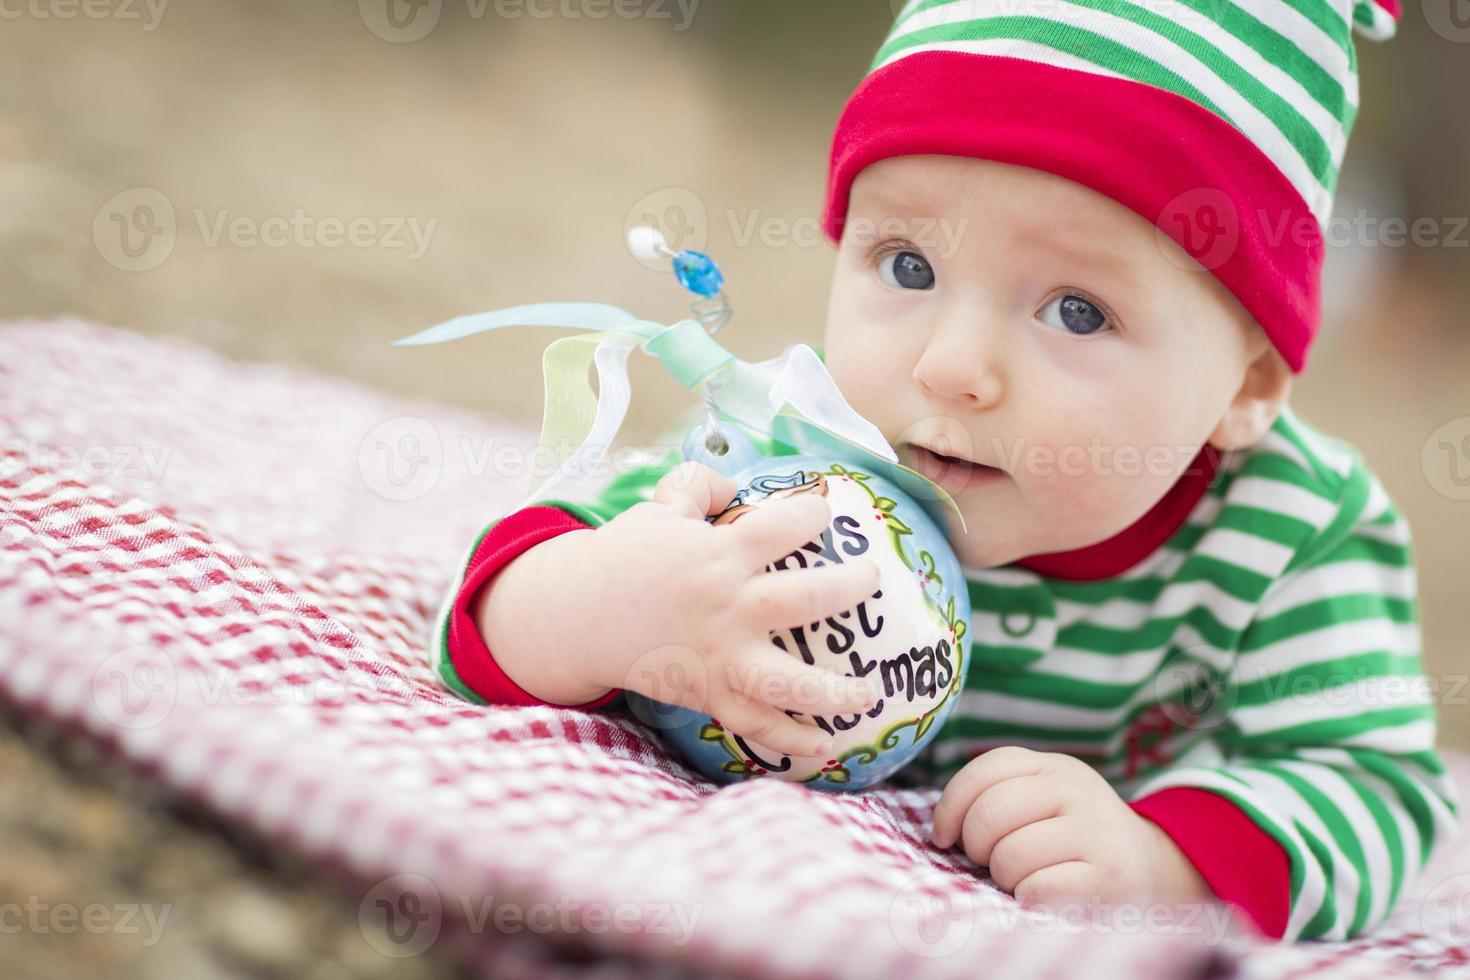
580,461 -> 882,758
930,747 -> 1212,907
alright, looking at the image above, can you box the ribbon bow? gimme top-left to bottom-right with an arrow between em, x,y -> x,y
394,302 -> 962,529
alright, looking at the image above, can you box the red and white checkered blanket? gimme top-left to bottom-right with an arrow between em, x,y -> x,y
2,320 -> 1466,979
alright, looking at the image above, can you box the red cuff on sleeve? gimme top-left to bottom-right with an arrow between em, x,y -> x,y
446,505 -> 621,709
1130,787 -> 1291,939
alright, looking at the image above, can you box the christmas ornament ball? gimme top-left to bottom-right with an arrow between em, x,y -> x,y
626,454 -> 971,791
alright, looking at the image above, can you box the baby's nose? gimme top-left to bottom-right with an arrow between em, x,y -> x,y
912,347 -> 1004,410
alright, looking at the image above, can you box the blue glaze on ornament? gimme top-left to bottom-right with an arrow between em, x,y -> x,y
626,453 -> 971,792
672,250 -> 724,298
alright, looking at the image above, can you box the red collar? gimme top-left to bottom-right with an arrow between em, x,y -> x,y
1012,444 -> 1222,581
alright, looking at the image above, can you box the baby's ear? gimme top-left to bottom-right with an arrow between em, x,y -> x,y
1209,339 -> 1292,451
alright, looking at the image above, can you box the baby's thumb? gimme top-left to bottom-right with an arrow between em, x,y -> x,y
653,461 -> 739,520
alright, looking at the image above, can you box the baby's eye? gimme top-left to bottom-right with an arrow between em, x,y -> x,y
877,250 -> 935,291
1038,293 -> 1111,336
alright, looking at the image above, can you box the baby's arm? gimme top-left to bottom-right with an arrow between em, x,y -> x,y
431,447 -> 685,707
432,457 -> 884,757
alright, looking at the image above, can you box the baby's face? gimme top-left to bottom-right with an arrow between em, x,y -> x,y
823,155 -> 1274,569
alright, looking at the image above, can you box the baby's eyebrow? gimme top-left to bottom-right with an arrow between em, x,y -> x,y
851,189 -> 1149,290
849,181 -> 948,224
1013,222 -> 1147,289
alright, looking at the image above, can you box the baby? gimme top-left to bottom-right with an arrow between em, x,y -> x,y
430,0 -> 1458,942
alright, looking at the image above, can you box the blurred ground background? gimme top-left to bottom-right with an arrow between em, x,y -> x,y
1,0 -> 1467,976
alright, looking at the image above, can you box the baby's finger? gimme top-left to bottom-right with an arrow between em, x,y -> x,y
931,747 -> 1048,849
722,644 -> 878,716
652,461 -> 739,520
726,493 -> 832,569
712,696 -> 835,759
1013,861 -> 1095,909
986,817 -> 1079,893
957,774 -> 1062,868
737,559 -> 881,630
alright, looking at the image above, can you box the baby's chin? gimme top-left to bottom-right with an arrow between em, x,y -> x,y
938,507 -> 1039,570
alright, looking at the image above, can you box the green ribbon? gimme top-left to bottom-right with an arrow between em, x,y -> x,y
394,302 -> 963,530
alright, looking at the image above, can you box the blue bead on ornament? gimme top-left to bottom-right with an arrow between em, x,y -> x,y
671,250 -> 724,298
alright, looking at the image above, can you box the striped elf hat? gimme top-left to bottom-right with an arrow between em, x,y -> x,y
822,0 -> 1402,372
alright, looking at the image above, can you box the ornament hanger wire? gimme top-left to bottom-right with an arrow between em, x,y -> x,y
627,225 -> 733,455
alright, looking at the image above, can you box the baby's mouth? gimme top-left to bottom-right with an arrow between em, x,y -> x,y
906,443 -> 1008,492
